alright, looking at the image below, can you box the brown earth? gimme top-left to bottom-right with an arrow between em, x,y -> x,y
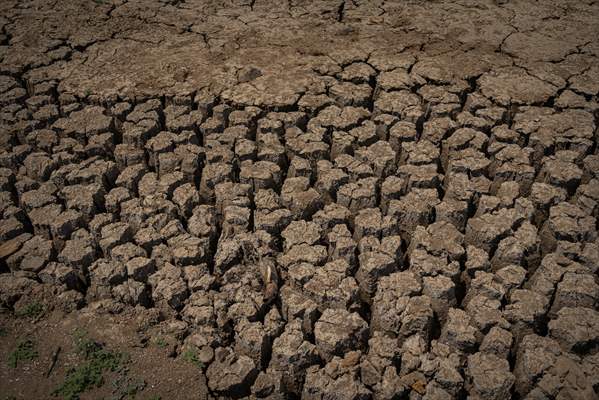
0,308 -> 210,399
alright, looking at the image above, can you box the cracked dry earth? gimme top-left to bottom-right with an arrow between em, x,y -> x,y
1,0 -> 599,399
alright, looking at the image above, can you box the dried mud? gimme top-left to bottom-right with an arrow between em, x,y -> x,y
1,0 -> 599,399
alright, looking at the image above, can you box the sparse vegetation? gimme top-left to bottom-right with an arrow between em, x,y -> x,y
7,339 -> 38,368
181,349 -> 204,369
16,301 -> 44,319
110,373 -> 146,400
52,332 -> 128,400
154,337 -> 168,348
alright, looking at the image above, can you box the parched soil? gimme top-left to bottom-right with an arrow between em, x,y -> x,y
1,0 -> 599,399
0,309 -> 210,399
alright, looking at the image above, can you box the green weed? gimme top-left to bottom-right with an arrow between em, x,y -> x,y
52,334 -> 127,400
16,301 -> 44,319
181,349 -> 204,369
154,337 -> 168,348
110,373 -> 146,400
7,339 -> 38,368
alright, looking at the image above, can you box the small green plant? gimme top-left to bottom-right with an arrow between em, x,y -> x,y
148,396 -> 161,400
154,337 -> 168,348
73,327 -> 87,340
111,374 -> 146,400
53,333 -> 128,400
181,349 -> 204,369
16,301 -> 44,319
7,339 -> 38,368
0,327 -> 7,337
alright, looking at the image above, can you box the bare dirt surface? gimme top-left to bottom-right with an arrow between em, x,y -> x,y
0,309 -> 210,399
1,0 -> 599,399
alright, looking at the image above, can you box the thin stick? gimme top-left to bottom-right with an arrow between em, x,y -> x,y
46,346 -> 61,378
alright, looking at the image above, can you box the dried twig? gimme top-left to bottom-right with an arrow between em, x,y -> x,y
46,346 -> 61,378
